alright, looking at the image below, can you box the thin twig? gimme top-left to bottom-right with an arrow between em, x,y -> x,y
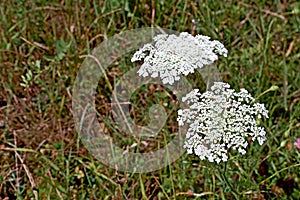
20,37 -> 49,51
151,0 -> 155,26
15,149 -> 38,200
259,163 -> 300,185
87,8 -> 122,33
47,169 -> 64,200
79,54 -> 134,136
89,34 -> 106,44
78,54 -> 112,92
176,191 -> 215,197
285,41 -> 294,57
13,132 -> 20,192
238,2 -> 285,20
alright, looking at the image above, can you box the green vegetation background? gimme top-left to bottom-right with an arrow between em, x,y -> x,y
0,0 -> 299,199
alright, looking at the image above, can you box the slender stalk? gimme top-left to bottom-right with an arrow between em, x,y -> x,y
220,163 -> 240,200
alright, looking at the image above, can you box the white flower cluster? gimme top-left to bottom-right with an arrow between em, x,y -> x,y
131,32 -> 228,85
177,82 -> 269,163
132,32 -> 269,163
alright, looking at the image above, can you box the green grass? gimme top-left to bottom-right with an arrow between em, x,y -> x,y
0,0 -> 300,199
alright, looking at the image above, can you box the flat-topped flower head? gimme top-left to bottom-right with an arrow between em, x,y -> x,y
131,32 -> 228,85
177,82 -> 269,163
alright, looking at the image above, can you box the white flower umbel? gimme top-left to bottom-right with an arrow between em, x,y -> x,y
177,82 -> 269,163
131,32 -> 228,85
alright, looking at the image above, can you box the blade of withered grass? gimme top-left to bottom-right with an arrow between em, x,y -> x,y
12,132 -> 38,200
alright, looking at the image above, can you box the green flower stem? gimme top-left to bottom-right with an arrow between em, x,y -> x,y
220,163 -> 240,200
